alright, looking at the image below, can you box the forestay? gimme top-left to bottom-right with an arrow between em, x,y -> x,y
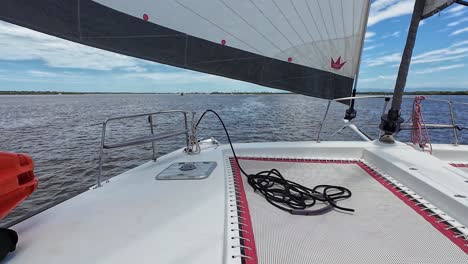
0,0 -> 370,100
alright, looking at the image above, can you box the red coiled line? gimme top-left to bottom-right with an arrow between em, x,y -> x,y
411,96 -> 432,154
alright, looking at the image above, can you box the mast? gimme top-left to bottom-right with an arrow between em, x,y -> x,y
379,0 -> 466,143
379,0 -> 427,143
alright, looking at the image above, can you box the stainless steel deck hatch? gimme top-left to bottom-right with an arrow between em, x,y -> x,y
156,162 -> 217,180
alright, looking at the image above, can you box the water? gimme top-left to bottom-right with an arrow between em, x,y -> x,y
1,94 -> 467,225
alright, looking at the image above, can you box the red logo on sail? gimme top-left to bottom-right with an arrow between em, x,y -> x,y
331,56 -> 346,70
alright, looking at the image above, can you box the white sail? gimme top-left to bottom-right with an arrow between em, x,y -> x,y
95,0 -> 369,79
0,0 -> 371,99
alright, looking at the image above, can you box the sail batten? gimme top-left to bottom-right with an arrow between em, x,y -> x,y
0,0 -> 370,100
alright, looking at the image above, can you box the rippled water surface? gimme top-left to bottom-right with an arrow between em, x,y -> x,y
1,94 -> 467,225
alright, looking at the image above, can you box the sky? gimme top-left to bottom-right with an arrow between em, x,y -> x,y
0,0 -> 467,93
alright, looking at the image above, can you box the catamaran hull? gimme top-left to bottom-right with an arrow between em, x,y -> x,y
3,140 -> 468,263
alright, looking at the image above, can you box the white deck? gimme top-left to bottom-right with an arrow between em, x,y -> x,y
5,140 -> 468,263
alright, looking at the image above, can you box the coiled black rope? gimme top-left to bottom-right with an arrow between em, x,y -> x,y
196,110 -> 354,215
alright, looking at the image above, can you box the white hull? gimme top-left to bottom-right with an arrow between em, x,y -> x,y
4,140 -> 468,263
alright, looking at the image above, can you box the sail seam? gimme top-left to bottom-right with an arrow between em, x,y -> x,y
288,0 -> 326,69
272,0 -> 305,44
174,0 -> 264,56
81,34 -> 186,39
340,0 -> 348,70
77,0 -> 82,40
184,35 -> 188,66
217,0 -> 283,54
327,1 -> 339,46
191,57 -> 263,65
305,0 -> 334,66
248,0 -> 312,65
270,0 -> 315,66
316,0 -> 340,57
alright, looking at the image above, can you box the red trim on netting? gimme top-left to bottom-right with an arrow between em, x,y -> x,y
235,157 -> 468,254
231,159 -> 258,264
142,14 -> 149,21
237,157 -> 356,164
451,163 -> 468,168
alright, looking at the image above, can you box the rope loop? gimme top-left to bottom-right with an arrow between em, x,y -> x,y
411,96 -> 432,154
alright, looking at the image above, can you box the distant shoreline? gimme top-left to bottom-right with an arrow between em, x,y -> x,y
0,91 -> 467,95
0,91 -> 289,95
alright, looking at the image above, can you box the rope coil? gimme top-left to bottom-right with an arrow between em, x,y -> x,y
196,110 -> 354,215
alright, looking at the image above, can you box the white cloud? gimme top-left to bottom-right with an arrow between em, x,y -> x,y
441,3 -> 466,19
365,40 -> 468,68
447,17 -> 468,27
412,44 -> 468,64
364,52 -> 402,67
368,1 -> 466,27
382,31 -> 401,39
438,28 -> 451,33
449,11 -> 466,18
447,5 -> 465,13
444,5 -> 467,19
364,45 -> 378,51
360,39 -> 468,89
0,70 -> 86,84
406,80 -> 468,89
450,27 -> 468,36
122,66 -> 148,73
370,0 -> 402,14
452,40 -> 468,47
0,21 -> 144,71
413,64 -> 465,74
120,71 -> 240,86
365,31 -> 376,41
360,74 -> 397,83
368,0 -> 414,27
28,70 -> 60,78
363,43 -> 384,52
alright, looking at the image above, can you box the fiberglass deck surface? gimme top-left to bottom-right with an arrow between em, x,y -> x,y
451,164 -> 468,174
234,158 -> 468,264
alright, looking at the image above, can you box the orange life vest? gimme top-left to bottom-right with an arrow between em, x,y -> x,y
0,152 -> 38,220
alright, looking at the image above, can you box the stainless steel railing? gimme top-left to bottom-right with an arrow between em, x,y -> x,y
316,96 -> 466,144
97,110 -> 191,187
418,98 -> 467,146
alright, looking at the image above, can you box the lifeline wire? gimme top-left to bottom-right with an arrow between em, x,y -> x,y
196,110 -> 354,215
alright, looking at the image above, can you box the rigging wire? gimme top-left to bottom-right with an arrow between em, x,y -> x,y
195,110 -> 355,215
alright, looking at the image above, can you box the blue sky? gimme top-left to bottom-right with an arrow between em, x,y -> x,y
0,0 -> 467,93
